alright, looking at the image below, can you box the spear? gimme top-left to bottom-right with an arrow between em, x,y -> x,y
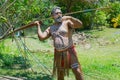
0,21 -> 42,40
64,7 -> 110,15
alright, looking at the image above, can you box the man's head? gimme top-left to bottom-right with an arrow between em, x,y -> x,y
51,7 -> 62,23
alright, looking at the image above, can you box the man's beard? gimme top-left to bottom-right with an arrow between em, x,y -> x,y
55,16 -> 62,23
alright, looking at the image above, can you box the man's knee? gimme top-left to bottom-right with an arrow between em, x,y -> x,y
71,63 -> 82,74
71,63 -> 79,69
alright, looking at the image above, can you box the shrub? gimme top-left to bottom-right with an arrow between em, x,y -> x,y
0,40 -> 31,68
107,1 -> 120,27
2,53 -> 14,67
14,56 -> 31,69
111,14 -> 120,28
93,11 -> 107,30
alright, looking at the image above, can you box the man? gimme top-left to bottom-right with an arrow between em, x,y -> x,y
34,7 -> 83,80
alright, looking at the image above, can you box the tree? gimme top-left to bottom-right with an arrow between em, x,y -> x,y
0,0 -> 54,37
54,0 -> 109,29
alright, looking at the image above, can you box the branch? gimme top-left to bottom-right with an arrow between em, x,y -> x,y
0,26 -> 13,39
4,0 -> 16,11
0,0 -> 9,11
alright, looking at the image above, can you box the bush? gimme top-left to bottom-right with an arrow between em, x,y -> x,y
0,41 -> 5,53
0,40 -> 31,68
14,56 -> 31,69
0,53 -> 31,68
2,53 -> 14,67
93,11 -> 107,30
107,1 -> 120,27
111,14 -> 120,28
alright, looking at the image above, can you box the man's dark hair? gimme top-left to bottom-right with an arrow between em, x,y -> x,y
51,6 -> 61,15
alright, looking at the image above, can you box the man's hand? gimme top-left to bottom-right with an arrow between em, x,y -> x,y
62,16 -> 71,21
34,21 -> 42,26
62,16 -> 82,28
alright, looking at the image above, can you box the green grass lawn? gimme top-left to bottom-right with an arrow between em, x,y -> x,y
0,28 -> 120,80
77,44 -> 120,80
77,28 -> 120,80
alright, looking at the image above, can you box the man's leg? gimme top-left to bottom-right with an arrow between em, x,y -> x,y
69,47 -> 84,80
71,63 -> 84,80
57,69 -> 64,80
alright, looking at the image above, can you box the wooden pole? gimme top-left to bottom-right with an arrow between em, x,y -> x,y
0,21 -> 42,40
64,7 -> 110,15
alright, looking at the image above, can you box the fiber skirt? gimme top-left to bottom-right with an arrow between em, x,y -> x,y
53,46 -> 80,76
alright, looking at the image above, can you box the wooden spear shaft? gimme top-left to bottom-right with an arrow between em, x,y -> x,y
11,22 -> 37,33
64,7 -> 110,15
0,21 -> 42,40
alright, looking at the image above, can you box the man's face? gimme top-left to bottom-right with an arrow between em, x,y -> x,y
52,9 -> 62,23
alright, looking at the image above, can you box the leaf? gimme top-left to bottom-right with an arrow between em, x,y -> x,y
0,16 -> 7,22
113,23 -> 118,28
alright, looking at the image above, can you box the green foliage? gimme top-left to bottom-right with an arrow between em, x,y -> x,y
111,14 -> 120,28
0,59 -> 4,67
107,1 -> 120,27
0,16 -> 7,23
0,40 -> 30,68
55,0 -> 110,30
2,53 -> 14,67
0,41 -> 14,67
94,11 -> 107,25
14,56 -> 31,69
0,40 -> 12,54
93,11 -> 108,30
0,41 -> 15,67
0,0 -> 120,33
0,53 -> 31,68
0,0 -> 54,35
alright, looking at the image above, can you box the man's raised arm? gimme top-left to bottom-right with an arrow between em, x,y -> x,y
62,16 -> 83,28
34,21 -> 51,41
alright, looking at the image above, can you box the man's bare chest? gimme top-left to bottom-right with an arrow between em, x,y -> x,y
50,23 -> 69,37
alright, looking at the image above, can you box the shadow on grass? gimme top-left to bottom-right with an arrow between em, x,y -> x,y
0,53 -> 53,80
15,72 -> 53,80
0,67 -> 53,80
